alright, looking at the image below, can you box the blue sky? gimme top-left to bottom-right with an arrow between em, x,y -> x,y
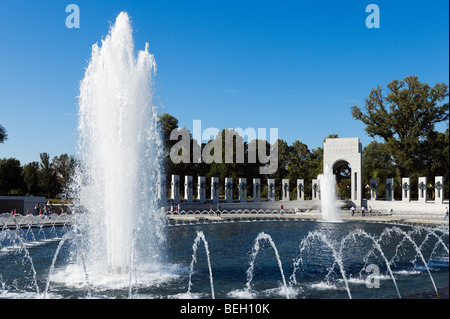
0,0 -> 448,165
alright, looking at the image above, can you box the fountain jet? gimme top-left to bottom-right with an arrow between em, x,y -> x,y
72,12 -> 165,274
318,164 -> 341,222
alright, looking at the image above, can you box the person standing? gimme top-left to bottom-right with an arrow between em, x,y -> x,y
216,204 -> 221,216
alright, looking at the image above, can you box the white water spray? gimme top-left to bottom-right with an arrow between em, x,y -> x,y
73,12 -> 165,274
187,231 -> 215,299
318,164 -> 341,222
245,232 -> 290,299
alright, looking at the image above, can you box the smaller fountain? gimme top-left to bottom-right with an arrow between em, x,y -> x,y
186,231 -> 215,299
318,164 -> 341,222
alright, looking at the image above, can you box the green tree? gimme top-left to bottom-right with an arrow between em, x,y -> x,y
158,113 -> 179,151
0,158 -> 24,194
285,141 -> 311,199
268,139 -> 290,199
351,76 -> 449,177
38,153 -> 59,198
22,161 -> 41,195
52,154 -> 76,193
0,124 -> 7,143
361,140 -> 396,199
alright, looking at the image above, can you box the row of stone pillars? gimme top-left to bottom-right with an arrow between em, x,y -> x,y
165,175 -> 312,204
369,176 -> 445,204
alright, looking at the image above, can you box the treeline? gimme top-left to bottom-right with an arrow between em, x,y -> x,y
353,76 -> 449,199
159,109 -> 448,201
0,153 -> 76,198
159,76 -> 449,200
1,76 -> 448,200
159,112 -> 327,199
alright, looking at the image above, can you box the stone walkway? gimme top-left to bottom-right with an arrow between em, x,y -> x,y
168,209 -> 449,227
2,210 -> 448,230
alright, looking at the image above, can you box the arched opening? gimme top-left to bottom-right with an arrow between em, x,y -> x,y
323,138 -> 362,206
333,160 -> 351,200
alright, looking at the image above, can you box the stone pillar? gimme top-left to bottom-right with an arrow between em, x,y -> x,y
435,176 -> 444,204
198,176 -> 206,204
225,177 -> 233,203
239,178 -> 247,202
401,177 -> 411,202
386,178 -> 394,201
253,178 -> 261,202
369,178 -> 378,200
184,176 -> 193,204
418,177 -> 427,203
312,179 -> 319,200
211,177 -> 219,204
171,175 -> 180,203
282,179 -> 290,201
297,179 -> 304,201
267,179 -> 275,201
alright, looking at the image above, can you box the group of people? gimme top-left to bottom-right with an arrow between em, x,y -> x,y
350,205 -> 373,216
350,205 -> 449,221
168,203 -> 449,221
34,202 -> 53,218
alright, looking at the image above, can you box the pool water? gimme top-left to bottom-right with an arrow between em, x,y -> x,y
1,220 -> 448,299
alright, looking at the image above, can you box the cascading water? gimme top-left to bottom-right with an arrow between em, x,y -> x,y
71,12 -> 165,276
318,164 -> 341,222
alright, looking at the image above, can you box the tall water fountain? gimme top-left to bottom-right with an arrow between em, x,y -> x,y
0,12 -> 448,300
72,12 -> 166,277
318,164 -> 341,222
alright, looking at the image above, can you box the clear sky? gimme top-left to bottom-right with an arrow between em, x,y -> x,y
0,0 -> 448,165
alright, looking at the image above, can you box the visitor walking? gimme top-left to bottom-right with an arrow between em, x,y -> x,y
351,206 -> 355,216
445,207 -> 448,220
368,206 -> 373,216
361,206 -> 366,216
280,204 -> 284,215
210,205 -> 214,216
35,203 -> 40,216
177,203 -> 181,213
216,204 -> 221,216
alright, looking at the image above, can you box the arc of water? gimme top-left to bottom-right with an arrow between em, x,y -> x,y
427,232 -> 449,266
9,231 -> 41,296
291,230 -> 352,299
388,227 -> 439,296
43,232 -> 74,298
337,227 -> 402,280
414,228 -> 449,265
347,229 -> 401,298
369,226 -> 441,297
246,232 -> 290,299
187,231 -> 215,299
